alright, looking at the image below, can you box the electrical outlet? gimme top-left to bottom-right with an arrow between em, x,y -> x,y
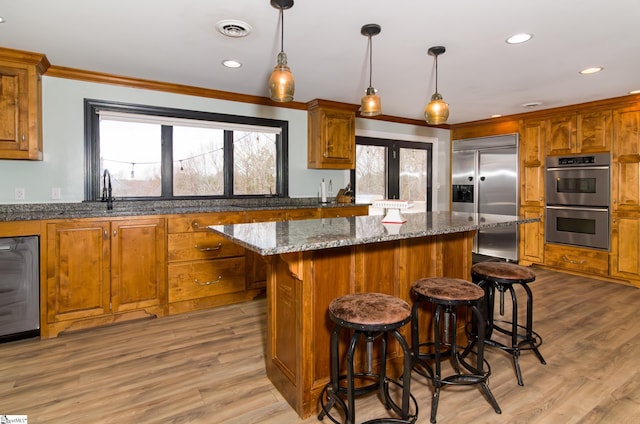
15,188 -> 25,200
51,187 -> 61,200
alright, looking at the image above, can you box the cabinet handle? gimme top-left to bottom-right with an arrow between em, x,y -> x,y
104,230 -> 108,237
194,243 -> 222,251
194,276 -> 223,286
562,255 -> 586,265
113,230 -> 117,237
192,221 -> 200,229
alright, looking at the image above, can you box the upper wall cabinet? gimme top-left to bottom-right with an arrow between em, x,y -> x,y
545,109 -> 612,156
0,47 -> 50,160
307,99 -> 359,169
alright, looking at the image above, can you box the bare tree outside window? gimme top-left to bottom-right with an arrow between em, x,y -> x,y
353,136 -> 432,214
87,99 -> 288,200
99,119 -> 162,197
355,144 -> 386,203
173,126 -> 224,196
400,148 -> 428,212
233,132 -> 277,195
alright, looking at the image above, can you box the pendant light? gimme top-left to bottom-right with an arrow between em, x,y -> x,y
424,46 -> 449,125
268,0 -> 295,102
360,24 -> 382,117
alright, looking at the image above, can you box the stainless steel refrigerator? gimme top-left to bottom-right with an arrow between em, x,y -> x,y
451,134 -> 519,261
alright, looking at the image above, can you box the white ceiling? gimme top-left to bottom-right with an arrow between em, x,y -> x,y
1,0 -> 639,124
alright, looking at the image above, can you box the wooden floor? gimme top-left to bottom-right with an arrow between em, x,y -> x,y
1,267 -> 639,423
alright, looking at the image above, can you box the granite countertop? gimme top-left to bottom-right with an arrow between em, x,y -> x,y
0,199 -> 366,222
209,211 -> 538,255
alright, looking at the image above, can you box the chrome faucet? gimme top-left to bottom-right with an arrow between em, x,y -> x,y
101,169 -> 114,210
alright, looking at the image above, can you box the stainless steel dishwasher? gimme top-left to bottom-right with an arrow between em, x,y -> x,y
0,236 -> 40,342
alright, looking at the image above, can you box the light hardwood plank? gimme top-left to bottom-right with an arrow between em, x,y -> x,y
1,267 -> 639,423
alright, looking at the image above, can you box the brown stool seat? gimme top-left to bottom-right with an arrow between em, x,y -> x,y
471,261 -> 535,285
329,292 -> 411,329
412,277 -> 484,305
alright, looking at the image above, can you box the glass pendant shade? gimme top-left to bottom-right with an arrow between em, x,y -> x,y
361,87 -> 382,117
269,0 -> 295,102
360,23 -> 382,117
425,46 -> 449,125
425,92 -> 449,124
269,51 -> 295,102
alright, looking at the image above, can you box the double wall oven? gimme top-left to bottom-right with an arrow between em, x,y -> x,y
545,153 -> 610,250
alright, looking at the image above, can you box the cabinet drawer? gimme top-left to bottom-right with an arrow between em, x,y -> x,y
168,212 -> 246,233
168,257 -> 246,302
544,243 -> 609,276
168,232 -> 244,261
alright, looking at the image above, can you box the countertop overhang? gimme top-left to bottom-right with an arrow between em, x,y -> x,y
209,212 -> 537,255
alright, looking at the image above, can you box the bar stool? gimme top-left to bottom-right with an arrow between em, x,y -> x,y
318,292 -> 418,424
471,262 -> 546,386
411,277 -> 501,423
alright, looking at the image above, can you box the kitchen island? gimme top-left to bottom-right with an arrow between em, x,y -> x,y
210,211 -> 535,418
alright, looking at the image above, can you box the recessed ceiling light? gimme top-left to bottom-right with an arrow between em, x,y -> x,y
522,101 -> 542,108
490,114 -> 503,118
216,19 -> 252,38
222,59 -> 242,68
579,67 -> 603,75
506,33 -> 533,44
630,90 -> 640,94
0,16 -> 6,23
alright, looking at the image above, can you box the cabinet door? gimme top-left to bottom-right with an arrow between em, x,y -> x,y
46,220 -> 111,322
0,66 -> 29,153
111,218 -> 166,312
610,213 -> 640,281
521,119 -> 546,206
577,109 -> 612,153
518,206 -> 544,264
307,101 -> 357,169
612,105 -> 640,211
546,115 -> 576,156
0,48 -> 46,160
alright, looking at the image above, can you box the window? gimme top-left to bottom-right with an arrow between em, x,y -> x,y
351,136 -> 433,213
84,99 -> 288,200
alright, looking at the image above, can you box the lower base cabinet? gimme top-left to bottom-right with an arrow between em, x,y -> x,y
44,217 -> 167,338
610,213 -> 640,285
543,243 -> 609,276
40,205 -> 372,337
166,212 -> 261,315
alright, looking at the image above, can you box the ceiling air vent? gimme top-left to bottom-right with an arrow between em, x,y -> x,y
216,20 -> 252,38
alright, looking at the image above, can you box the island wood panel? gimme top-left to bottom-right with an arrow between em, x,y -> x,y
266,230 -> 477,419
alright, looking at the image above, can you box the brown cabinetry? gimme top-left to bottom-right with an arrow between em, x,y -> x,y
0,47 -> 50,160
167,211 -> 257,314
518,119 -> 545,265
307,99 -> 358,169
321,204 -> 370,218
544,243 -> 608,276
44,217 -> 166,337
545,110 -> 612,156
610,104 -> 640,285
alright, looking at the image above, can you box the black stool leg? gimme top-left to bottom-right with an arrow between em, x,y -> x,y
346,331 -> 361,424
318,325 -> 346,421
388,329 -> 413,420
430,304 -> 443,424
505,284 -> 525,386
472,304 -> 501,414
522,283 -> 547,366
